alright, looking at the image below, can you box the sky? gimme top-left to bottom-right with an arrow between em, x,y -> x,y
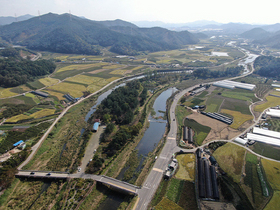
1,0 -> 280,24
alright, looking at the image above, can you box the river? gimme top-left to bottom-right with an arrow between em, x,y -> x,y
96,87 -> 176,210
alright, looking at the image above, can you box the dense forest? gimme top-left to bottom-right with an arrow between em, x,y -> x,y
0,48 -> 56,87
0,13 -> 198,55
193,66 -> 244,79
0,104 -> 34,119
254,55 -> 280,79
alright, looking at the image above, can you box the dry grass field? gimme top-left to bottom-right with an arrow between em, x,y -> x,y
221,109 -> 253,129
175,154 -> 195,181
187,112 -> 240,143
65,75 -> 104,85
48,82 -> 87,98
56,63 -> 107,73
213,143 -> 246,182
6,109 -> 56,122
255,96 -> 280,112
39,78 -> 60,86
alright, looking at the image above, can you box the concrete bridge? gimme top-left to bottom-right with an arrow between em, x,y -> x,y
16,170 -> 139,195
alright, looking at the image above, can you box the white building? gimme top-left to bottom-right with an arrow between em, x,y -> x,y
253,127 -> 280,139
266,109 -> 280,118
234,137 -> 247,145
213,80 -> 255,91
247,133 -> 280,147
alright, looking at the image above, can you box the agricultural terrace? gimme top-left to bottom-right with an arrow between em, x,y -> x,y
175,154 -> 195,181
262,159 -> 280,210
6,109 -> 56,123
213,143 -> 246,183
0,85 -> 31,99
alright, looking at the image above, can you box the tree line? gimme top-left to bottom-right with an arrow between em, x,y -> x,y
0,48 -> 56,88
254,55 -> 280,80
193,66 -> 244,79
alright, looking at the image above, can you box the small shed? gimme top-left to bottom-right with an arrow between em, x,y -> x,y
209,156 -> 217,165
13,140 -> 24,147
93,122 -> 100,132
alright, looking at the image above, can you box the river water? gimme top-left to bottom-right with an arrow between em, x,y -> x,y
96,87 -> 176,210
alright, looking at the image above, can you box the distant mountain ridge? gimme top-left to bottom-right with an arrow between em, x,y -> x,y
241,28 -> 271,40
0,13 -> 199,55
0,14 -> 34,26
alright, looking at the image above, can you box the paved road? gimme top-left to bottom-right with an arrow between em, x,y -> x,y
18,78 -> 123,170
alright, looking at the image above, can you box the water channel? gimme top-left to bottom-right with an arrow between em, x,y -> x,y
95,87 -> 176,210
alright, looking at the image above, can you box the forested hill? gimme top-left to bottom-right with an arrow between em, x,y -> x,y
0,49 -> 56,88
254,56 -> 280,79
0,13 -> 199,55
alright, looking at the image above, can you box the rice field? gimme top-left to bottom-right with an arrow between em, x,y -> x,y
261,159 -> 280,191
65,75 -> 103,85
109,69 -> 127,75
39,78 -> 60,86
222,90 -> 257,102
103,64 -> 124,69
175,154 -> 195,181
0,88 -> 18,98
56,63 -> 107,73
221,109 -> 253,129
48,82 -> 87,98
213,143 -> 246,183
44,90 -> 65,101
6,109 -> 56,122
254,96 -> 280,112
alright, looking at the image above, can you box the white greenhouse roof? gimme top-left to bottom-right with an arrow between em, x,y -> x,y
247,133 -> 280,146
253,127 -> 280,139
266,109 -> 280,118
213,80 -> 255,91
272,84 -> 280,88
234,137 -> 247,145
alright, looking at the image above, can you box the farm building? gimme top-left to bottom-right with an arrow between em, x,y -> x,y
13,140 -> 24,147
201,111 -> 233,125
183,126 -> 188,141
64,94 -> 75,102
247,133 -> 280,147
272,84 -> 280,88
213,81 -> 235,89
213,80 -> 256,91
204,159 -> 213,198
209,156 -> 217,165
266,109 -> 280,118
188,128 -> 193,144
31,90 -> 49,97
198,158 -> 205,198
253,127 -> 280,139
276,89 -> 280,92
93,122 -> 100,132
210,165 -> 219,200
234,137 -> 247,145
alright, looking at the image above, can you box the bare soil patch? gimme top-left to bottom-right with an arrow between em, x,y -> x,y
187,112 -> 241,144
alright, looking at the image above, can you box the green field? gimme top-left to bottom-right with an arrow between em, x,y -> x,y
184,118 -> 211,145
221,97 -> 251,115
221,89 -> 258,102
251,142 -> 280,161
205,96 -> 224,112
213,143 -> 246,182
155,197 -> 183,210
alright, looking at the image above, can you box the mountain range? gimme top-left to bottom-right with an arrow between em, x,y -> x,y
0,13 -> 200,55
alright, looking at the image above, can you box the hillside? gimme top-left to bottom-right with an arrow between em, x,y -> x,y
255,32 -> 280,49
241,28 -> 271,40
0,14 -> 34,26
0,13 -> 199,55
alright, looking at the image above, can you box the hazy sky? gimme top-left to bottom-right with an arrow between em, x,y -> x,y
1,0 -> 279,24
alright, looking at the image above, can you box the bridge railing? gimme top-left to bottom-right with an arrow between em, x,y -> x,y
18,170 -> 69,174
100,175 -> 141,189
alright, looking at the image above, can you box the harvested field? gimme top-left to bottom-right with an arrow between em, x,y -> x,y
48,82 -> 86,98
6,109 -> 56,122
255,96 -> 280,112
39,78 -> 60,86
187,112 -> 240,143
0,88 -> 18,98
65,75 -> 103,85
44,90 -> 65,100
56,63 -> 107,73
87,69 -> 107,74
109,69 -> 127,75
213,143 -> 246,182
221,109 -> 253,129
264,190 -> 280,210
175,154 -> 195,181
